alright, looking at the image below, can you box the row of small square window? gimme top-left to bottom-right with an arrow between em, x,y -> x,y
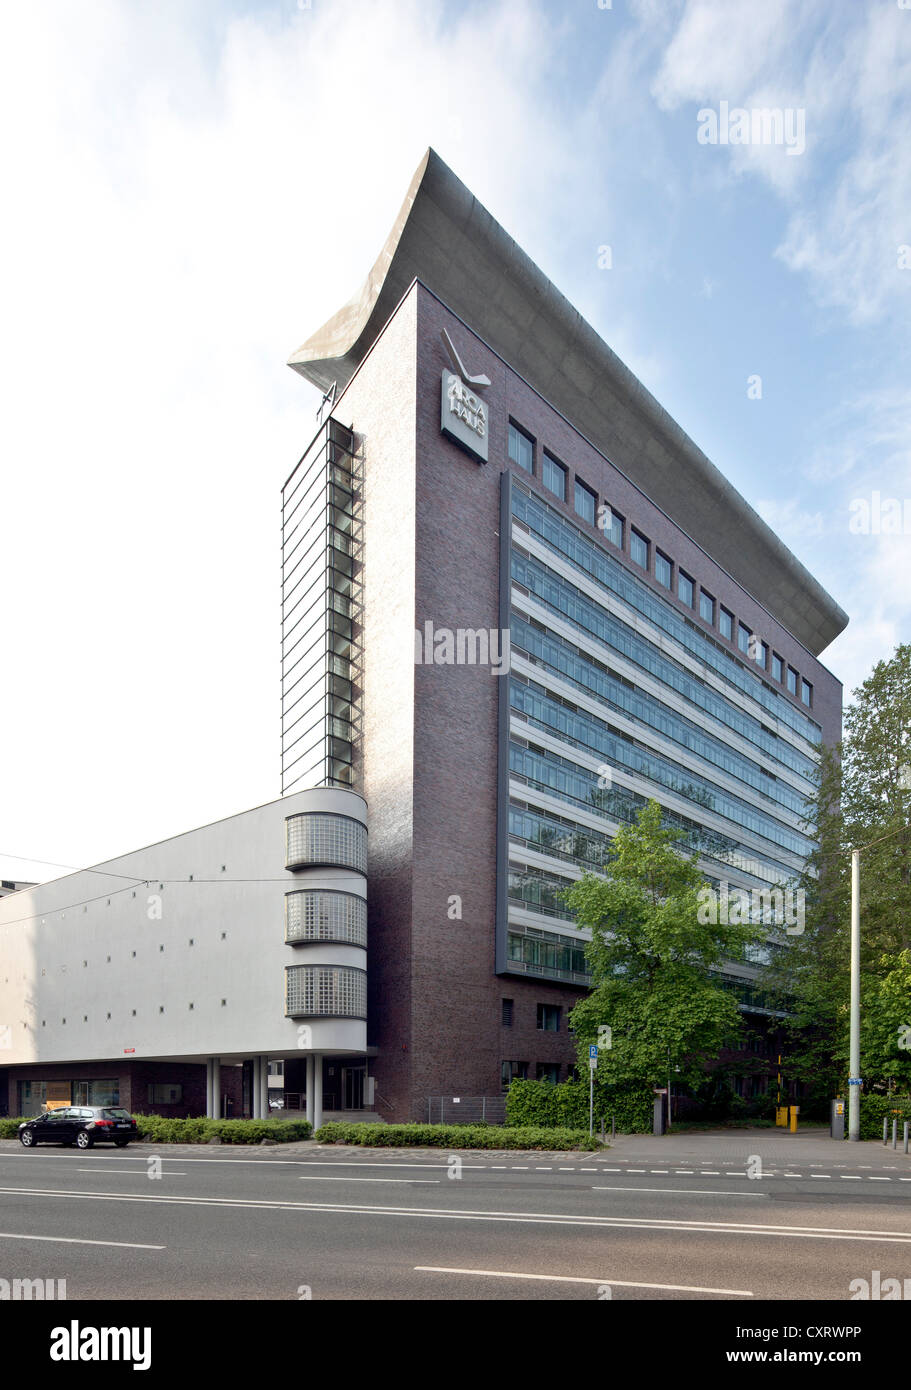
41,1002 -> 229,1024
508,421 -> 814,709
43,937 -> 228,969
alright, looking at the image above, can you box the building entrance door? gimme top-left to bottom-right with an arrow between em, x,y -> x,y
342,1065 -> 365,1110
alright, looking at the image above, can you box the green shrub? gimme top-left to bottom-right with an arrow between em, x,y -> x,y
130,1115 -> 311,1144
314,1122 -> 600,1150
847,1094 -> 911,1142
505,1078 -> 653,1134
1,1114 -> 311,1144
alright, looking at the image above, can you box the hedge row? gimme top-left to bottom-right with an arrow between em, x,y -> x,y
314,1122 -> 601,1150
849,1095 -> 911,1142
0,1115 -> 311,1144
506,1078 -> 654,1134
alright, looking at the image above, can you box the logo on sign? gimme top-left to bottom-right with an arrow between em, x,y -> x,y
439,329 -> 490,465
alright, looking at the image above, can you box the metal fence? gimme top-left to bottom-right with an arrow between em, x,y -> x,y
426,1096 -> 506,1125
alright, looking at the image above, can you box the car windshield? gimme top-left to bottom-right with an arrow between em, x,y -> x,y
102,1108 -> 132,1119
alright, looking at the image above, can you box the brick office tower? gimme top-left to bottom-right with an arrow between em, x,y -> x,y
282,149 -> 847,1124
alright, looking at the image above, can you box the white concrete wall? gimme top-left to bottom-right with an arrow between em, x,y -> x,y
0,790 -> 367,1066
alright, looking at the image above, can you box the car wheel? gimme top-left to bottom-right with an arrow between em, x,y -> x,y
19,1129 -> 35,1147
75,1131 -> 92,1149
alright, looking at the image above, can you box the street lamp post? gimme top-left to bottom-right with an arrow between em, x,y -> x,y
849,848 -> 861,1142
848,818 -> 908,1142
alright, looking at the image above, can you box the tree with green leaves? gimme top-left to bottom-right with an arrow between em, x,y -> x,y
565,799 -> 765,1102
762,643 -> 911,1102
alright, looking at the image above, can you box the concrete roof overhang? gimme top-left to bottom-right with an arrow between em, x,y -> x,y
288,148 -> 847,656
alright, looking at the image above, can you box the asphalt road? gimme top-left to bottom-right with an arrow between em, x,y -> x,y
1,1134 -> 909,1301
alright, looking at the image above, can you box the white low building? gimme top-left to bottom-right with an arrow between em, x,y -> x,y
0,788 -> 368,1132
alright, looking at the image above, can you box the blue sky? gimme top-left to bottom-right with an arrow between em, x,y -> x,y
1,0 -> 909,878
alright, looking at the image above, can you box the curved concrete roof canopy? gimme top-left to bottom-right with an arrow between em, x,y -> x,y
288,148 -> 847,656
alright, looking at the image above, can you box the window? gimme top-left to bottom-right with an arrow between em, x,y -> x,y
536,1063 -> 560,1084
678,570 -> 694,606
738,623 -> 751,654
655,551 -> 672,589
543,452 -> 566,501
537,1003 -> 561,1032
501,998 -> 514,1027
699,590 -> 715,623
801,679 -> 812,708
501,1060 -> 528,1091
508,423 -> 534,474
148,1083 -> 183,1105
759,641 -> 769,669
600,505 -> 624,549
630,529 -> 649,568
787,666 -> 798,695
719,607 -> 733,639
574,478 -> 596,525
772,652 -> 783,682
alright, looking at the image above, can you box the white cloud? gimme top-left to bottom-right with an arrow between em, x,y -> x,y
0,0 -> 594,876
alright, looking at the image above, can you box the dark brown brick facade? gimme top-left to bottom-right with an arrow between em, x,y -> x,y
329,281 -> 842,1123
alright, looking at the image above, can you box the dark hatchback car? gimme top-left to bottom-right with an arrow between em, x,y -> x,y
18,1106 -> 138,1149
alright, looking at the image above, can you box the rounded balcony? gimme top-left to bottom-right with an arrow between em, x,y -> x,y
285,889 -> 367,948
285,811 -> 367,874
285,963 -> 367,1020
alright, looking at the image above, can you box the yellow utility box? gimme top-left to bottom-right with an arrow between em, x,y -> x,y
789,1105 -> 800,1133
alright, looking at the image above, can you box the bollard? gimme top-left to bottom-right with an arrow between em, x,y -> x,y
611,1114 -> 615,1141
884,1117 -> 889,1145
904,1121 -> 909,1155
893,1117 -> 898,1150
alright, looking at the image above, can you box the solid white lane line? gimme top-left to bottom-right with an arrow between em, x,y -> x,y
0,1231 -> 164,1249
5,1186 -> 910,1242
593,1185 -> 766,1198
77,1168 -> 186,1176
414,1266 -> 753,1297
297,1176 -> 439,1184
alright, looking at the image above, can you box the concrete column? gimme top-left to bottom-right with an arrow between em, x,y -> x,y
251,1057 -> 260,1118
206,1060 -> 213,1118
211,1058 -> 220,1121
259,1058 -> 269,1120
312,1054 -> 323,1134
305,1054 -> 315,1128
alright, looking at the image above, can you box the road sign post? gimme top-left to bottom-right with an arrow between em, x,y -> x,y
588,1045 -> 598,1137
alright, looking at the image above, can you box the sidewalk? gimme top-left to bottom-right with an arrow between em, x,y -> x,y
604,1126 -> 911,1167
